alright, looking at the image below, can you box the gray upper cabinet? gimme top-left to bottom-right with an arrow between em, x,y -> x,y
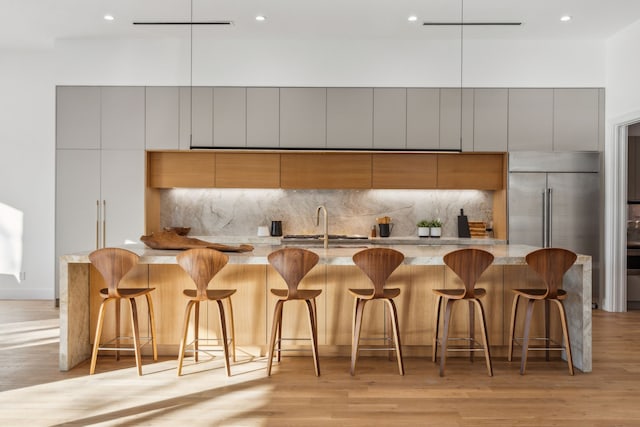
407,89 -> 439,150
191,87 -> 214,147
280,88 -> 326,148
508,88 -> 553,151
101,87 -> 145,150
247,88 -> 279,147
553,88 -> 600,151
473,89 -> 508,152
145,87 -> 180,150
440,89 -> 467,151
56,86 -> 101,149
327,88 -> 373,149
213,87 -> 246,147
373,88 -> 406,149
179,87 -> 192,149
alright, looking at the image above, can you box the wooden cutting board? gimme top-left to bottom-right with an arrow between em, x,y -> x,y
140,230 -> 254,252
468,221 -> 488,238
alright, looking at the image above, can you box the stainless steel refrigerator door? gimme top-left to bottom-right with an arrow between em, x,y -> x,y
548,172 -> 599,257
508,172 -> 547,247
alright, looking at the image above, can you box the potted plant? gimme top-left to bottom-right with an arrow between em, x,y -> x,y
417,220 -> 430,237
430,219 -> 442,238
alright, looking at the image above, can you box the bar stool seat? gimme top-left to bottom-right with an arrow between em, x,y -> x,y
267,248 -> 322,376
508,247 -> 577,376
89,247 -> 158,376
349,247 -> 405,376
176,248 -> 236,377
432,248 -> 494,377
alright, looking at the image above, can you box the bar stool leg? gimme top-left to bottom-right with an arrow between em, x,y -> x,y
468,300 -> 475,362
508,294 -> 520,362
128,298 -> 143,376
145,293 -> 158,361
216,300 -> 231,377
432,296 -> 443,363
267,300 -> 284,376
520,298 -> 536,375
439,299 -> 455,377
115,299 -> 121,361
386,299 -> 404,375
177,300 -> 195,376
226,297 -> 236,363
351,299 -> 366,376
305,299 -> 320,376
544,300 -> 551,361
194,302 -> 200,362
553,299 -> 575,376
90,299 -> 109,375
474,299 -> 493,377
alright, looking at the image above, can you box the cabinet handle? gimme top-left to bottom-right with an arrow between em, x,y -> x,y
96,200 -> 100,249
102,200 -> 106,248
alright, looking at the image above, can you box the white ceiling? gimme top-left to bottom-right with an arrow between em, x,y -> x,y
2,0 -> 640,48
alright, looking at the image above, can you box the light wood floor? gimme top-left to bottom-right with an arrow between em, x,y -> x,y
1,300 -> 640,426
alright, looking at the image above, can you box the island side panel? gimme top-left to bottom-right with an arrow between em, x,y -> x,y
59,261 -> 91,371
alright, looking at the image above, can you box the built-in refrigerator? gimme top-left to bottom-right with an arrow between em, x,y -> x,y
508,151 -> 601,303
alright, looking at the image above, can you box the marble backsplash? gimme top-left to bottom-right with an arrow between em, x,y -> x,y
161,188 -> 494,238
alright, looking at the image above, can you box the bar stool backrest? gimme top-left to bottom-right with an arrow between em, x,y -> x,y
352,248 -> 405,298
443,248 -> 494,298
268,248 -> 320,299
89,248 -> 140,298
525,248 -> 577,299
176,248 -> 229,300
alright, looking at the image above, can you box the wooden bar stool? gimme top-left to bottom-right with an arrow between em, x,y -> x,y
508,247 -> 577,375
176,248 -> 236,376
267,248 -> 321,376
89,248 -> 158,376
349,248 -> 405,376
432,248 -> 494,377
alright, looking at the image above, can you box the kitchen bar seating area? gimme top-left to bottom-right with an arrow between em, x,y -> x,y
60,244 -> 590,377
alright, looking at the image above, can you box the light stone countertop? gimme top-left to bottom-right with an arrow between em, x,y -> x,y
61,243 -> 591,266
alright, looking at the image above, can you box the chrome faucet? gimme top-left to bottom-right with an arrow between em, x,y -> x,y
316,205 -> 329,249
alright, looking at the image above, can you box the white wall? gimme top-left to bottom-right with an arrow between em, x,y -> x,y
0,49 -> 55,299
0,35 -> 608,299
606,21 -> 640,121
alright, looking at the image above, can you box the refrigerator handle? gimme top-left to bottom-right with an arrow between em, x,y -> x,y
541,189 -> 547,247
547,188 -> 553,247
96,200 -> 101,249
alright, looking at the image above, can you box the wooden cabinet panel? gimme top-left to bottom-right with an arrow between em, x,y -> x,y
145,87 -> 180,150
407,88 -> 439,150
147,151 -> 215,188
473,89 -> 508,152
56,86 -> 101,149
553,88 -> 600,151
101,87 -> 145,150
280,153 -> 372,189
327,88 -> 373,149
247,88 -> 279,147
280,88 -> 326,148
213,87 -> 246,147
215,153 -> 280,188
374,88 -> 406,149
508,88 -> 553,151
437,153 -> 505,190
372,154 -> 437,189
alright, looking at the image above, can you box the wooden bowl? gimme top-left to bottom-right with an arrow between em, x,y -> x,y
163,226 -> 191,236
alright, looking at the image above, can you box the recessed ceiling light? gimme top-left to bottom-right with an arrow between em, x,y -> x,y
255,15 -> 266,22
104,14 -> 114,21
560,15 -> 572,22
408,15 -> 418,22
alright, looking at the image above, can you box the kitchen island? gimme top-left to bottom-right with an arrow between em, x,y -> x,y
59,243 -> 592,372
